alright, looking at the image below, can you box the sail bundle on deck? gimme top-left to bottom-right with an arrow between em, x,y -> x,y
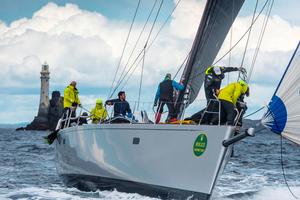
262,41 -> 300,145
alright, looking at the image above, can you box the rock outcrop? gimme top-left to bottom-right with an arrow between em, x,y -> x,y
16,63 -> 64,131
18,91 -> 63,131
48,91 -> 64,131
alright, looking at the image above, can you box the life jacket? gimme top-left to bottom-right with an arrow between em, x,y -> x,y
218,82 -> 248,105
63,85 -> 80,108
159,80 -> 173,101
90,104 -> 107,124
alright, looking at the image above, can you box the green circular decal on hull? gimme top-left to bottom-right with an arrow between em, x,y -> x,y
193,134 -> 207,156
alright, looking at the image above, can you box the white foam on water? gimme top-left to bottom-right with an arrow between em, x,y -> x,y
2,186 -> 160,200
213,186 -> 300,200
252,186 -> 300,200
98,189 -> 160,200
3,187 -> 83,200
213,172 -> 269,198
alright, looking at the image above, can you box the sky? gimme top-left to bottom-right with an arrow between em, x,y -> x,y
0,0 -> 299,124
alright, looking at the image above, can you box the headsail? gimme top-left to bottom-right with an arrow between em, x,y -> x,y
262,41 -> 300,145
175,0 -> 245,116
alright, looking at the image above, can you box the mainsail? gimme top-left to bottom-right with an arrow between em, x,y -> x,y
262,41 -> 300,145
175,0 -> 245,116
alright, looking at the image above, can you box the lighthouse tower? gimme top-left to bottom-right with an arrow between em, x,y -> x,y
38,62 -> 50,117
25,62 -> 51,130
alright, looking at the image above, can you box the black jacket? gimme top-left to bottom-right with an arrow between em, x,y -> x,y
159,80 -> 173,101
204,67 -> 238,102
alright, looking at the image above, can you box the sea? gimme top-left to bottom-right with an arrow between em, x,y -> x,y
0,126 -> 300,200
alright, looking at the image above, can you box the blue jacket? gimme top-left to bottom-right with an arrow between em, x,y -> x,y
154,80 -> 184,104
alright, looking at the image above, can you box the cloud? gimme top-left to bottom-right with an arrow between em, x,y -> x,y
0,1 -> 204,91
169,0 -> 205,39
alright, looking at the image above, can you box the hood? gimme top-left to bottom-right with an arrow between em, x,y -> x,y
96,103 -> 103,109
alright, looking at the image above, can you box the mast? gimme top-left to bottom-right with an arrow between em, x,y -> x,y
175,0 -> 245,116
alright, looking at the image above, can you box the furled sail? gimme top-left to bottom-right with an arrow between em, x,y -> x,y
261,41 -> 300,145
175,0 -> 245,116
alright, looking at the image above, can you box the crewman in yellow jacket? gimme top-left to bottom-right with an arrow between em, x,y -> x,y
217,80 -> 249,125
63,81 -> 81,109
61,81 -> 81,128
90,98 -> 107,124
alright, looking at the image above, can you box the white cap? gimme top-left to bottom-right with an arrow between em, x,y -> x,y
213,66 -> 222,75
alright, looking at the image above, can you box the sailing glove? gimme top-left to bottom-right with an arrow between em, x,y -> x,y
239,67 -> 247,74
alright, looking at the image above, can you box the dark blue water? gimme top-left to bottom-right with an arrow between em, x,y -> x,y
0,127 -> 299,200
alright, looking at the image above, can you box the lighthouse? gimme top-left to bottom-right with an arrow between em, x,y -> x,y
22,62 -> 64,131
25,62 -> 51,130
38,62 -> 50,117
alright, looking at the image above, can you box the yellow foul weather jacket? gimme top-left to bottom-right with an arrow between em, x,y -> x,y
218,83 -> 248,106
63,85 -> 81,108
90,104 -> 107,124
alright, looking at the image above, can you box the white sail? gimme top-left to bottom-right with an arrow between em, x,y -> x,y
262,41 -> 300,145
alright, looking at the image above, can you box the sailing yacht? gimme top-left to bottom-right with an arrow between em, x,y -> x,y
54,0 -> 251,199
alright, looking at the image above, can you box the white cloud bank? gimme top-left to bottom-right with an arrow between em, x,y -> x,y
0,1 -> 202,89
0,0 -> 300,123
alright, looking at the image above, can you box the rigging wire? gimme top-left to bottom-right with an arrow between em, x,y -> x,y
144,0 -> 164,48
237,0 -> 258,82
112,0 -> 183,94
173,51 -> 191,79
117,0 -> 183,92
280,135 -> 299,199
108,0 -> 141,99
243,106 -> 265,119
146,0 -> 182,54
248,0 -> 274,82
137,48 -> 146,110
115,0 -> 159,91
239,0 -> 258,69
213,0 -> 270,66
110,0 -> 164,98
227,0 -> 235,85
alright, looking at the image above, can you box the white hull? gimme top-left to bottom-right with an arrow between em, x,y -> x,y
55,124 -> 234,199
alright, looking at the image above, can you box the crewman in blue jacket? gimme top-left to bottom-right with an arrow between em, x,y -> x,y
154,73 -> 184,123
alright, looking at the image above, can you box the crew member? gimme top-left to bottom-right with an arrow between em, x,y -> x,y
106,91 -> 133,118
154,73 -> 184,123
192,66 -> 243,124
217,80 -> 249,125
90,98 -> 107,124
63,81 -> 81,117
44,81 -> 81,145
204,66 -> 244,104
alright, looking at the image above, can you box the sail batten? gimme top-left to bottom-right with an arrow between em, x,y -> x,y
175,0 -> 245,116
262,41 -> 300,145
